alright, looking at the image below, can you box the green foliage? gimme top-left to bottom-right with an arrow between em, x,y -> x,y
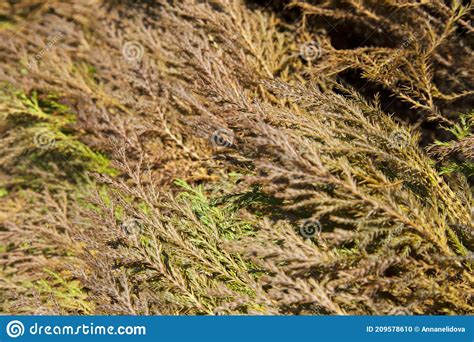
445,114 -> 473,140
431,113 -> 474,177
175,179 -> 255,239
29,269 -> 94,314
0,86 -> 117,187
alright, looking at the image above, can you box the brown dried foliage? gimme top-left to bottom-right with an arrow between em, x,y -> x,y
0,0 -> 472,315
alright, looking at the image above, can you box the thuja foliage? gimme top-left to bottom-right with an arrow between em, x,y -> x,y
0,0 -> 472,315
0,85 -> 116,187
286,0 -> 474,127
430,112 -> 474,178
